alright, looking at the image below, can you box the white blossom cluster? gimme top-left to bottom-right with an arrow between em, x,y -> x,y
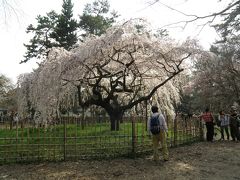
17,19 -> 196,123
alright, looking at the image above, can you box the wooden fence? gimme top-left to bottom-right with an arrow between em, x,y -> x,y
0,114 -> 203,164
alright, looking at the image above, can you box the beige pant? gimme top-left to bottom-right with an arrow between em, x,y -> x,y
152,131 -> 169,161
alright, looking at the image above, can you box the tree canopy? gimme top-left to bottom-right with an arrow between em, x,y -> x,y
0,73 -> 15,109
190,0 -> 240,111
21,0 -> 118,63
149,0 -> 240,112
17,19 -> 198,129
51,0 -> 78,50
22,0 -> 78,63
79,0 -> 119,38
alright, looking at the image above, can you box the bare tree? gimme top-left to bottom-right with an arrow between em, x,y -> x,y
0,0 -> 21,26
147,0 -> 240,35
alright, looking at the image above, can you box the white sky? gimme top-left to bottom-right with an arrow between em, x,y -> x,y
0,0 -> 229,84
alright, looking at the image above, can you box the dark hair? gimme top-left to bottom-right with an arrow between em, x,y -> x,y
205,107 -> 209,112
151,106 -> 158,113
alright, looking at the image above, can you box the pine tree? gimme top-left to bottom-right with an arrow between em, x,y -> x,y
51,0 -> 78,50
22,0 -> 78,63
79,0 -> 119,38
22,0 -> 118,63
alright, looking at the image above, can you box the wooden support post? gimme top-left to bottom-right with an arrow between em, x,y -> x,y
132,115 -> 136,158
199,119 -> 204,141
173,116 -> 178,146
63,113 -> 67,161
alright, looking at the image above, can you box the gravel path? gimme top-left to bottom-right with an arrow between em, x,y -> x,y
0,141 -> 240,180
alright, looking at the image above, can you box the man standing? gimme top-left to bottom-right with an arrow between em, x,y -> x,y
148,105 -> 169,161
229,106 -> 240,141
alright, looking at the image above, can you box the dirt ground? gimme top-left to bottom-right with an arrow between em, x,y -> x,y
0,141 -> 240,180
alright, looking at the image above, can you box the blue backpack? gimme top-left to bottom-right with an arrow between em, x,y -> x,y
150,115 -> 160,135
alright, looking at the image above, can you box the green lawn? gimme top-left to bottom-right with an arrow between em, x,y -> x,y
0,121 -> 200,164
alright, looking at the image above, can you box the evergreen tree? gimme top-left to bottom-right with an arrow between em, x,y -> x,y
213,1 -> 240,42
51,0 -> 78,50
21,0 -> 78,63
22,0 -> 118,63
22,11 -> 59,63
79,0 -> 119,38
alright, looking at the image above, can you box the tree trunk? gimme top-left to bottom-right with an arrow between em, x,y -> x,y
109,111 -> 123,131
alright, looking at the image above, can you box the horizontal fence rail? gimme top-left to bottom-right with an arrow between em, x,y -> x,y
0,114 -> 203,164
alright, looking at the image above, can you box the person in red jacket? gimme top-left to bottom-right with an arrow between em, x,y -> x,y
200,108 -> 214,142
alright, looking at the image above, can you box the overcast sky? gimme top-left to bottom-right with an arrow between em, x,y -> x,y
0,0 -> 229,83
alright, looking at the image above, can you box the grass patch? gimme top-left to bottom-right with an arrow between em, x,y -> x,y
0,121 -> 200,164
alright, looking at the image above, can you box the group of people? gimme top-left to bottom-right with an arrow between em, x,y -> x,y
201,107 -> 240,142
147,105 -> 240,162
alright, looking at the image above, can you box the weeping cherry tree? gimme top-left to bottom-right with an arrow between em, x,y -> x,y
18,19 -> 197,130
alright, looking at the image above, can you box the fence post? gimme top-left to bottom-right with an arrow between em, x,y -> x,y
63,115 -> 67,161
132,115 -> 136,158
199,119 -> 204,141
189,118 -> 192,141
145,100 -> 148,131
10,116 -> 13,130
81,107 -> 85,130
173,116 -> 177,146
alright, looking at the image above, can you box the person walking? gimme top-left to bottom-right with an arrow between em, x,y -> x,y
148,105 -> 169,162
200,108 -> 214,142
218,110 -> 230,140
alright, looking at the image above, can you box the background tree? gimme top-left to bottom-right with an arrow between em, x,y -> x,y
213,0 -> 240,42
150,0 -> 240,112
190,52 -> 223,112
146,0 -> 240,37
79,0 -> 119,39
21,0 -> 78,63
0,73 -> 16,110
187,0 -> 240,111
22,0 -> 118,63
22,11 -> 59,63
0,74 -> 13,100
185,41 -> 240,112
0,0 -> 21,26
51,0 -> 78,50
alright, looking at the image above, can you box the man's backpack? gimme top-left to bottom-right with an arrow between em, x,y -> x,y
150,115 -> 160,135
